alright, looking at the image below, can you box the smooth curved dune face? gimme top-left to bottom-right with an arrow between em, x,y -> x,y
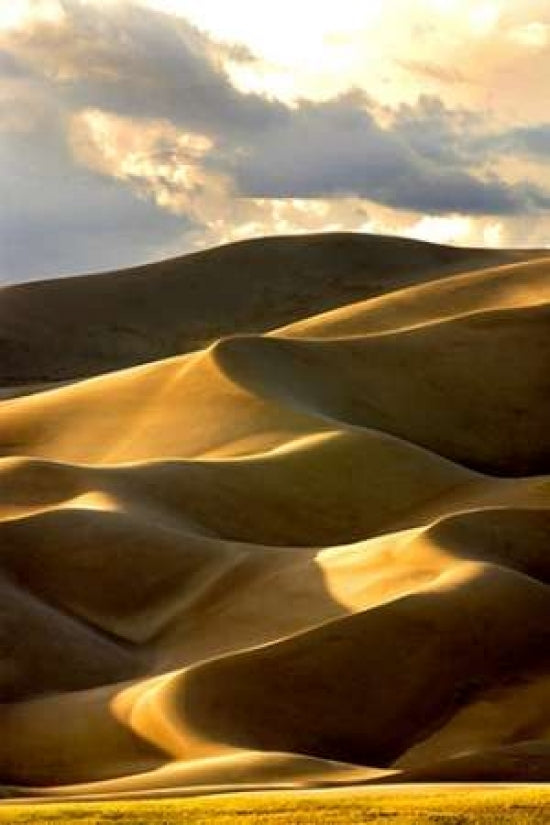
277,255 -> 550,339
0,233 -> 530,387
0,234 -> 549,797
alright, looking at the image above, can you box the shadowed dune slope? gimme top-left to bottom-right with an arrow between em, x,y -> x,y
0,233 -> 533,387
0,233 -> 549,796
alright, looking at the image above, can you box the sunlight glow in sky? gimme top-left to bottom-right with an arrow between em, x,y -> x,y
136,0 -> 508,104
0,0 -> 65,30
1,0 -> 549,282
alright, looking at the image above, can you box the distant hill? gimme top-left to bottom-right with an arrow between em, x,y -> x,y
0,233 -> 531,386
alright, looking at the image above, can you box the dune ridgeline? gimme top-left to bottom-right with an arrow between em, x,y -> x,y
0,232 -> 549,799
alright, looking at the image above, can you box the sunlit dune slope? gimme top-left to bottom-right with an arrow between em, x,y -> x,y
0,300 -> 548,474
0,233 -> 549,796
0,233 -> 532,387
278,254 -> 550,337
1,507 -> 550,788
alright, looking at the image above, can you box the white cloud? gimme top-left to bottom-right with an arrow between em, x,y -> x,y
70,108 -> 236,227
406,215 -> 474,246
131,0 -> 532,112
469,3 -> 502,37
509,22 -> 550,48
69,110 -> 520,255
69,108 -> 380,248
0,0 -> 65,32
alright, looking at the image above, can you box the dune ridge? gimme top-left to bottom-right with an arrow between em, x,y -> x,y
0,233 -> 540,389
0,233 -> 549,798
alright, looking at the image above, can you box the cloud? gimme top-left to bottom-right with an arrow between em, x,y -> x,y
406,215 -> 504,248
0,86 -> 187,283
65,107 -> 381,250
59,104 -> 548,257
69,108 -> 224,219
397,60 -> 470,87
497,124 -> 550,159
1,0 -> 283,135
509,21 -> 550,48
231,94 -> 550,216
5,1 -> 550,218
1,0 -> 550,283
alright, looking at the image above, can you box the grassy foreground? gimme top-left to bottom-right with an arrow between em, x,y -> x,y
0,786 -> 549,824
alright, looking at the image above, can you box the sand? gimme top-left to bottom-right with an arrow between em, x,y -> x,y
0,232 -> 548,798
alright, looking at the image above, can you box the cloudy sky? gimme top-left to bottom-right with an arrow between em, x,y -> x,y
1,0 -> 550,283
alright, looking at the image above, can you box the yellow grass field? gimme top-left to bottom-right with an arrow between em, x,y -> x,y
1,787 -> 550,824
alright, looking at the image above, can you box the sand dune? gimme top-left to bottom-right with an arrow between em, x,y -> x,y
1,301 -> 548,473
1,233 -> 531,388
0,233 -> 549,796
278,254 -> 550,338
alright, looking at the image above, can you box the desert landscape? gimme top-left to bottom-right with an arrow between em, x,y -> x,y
3,0 -> 550,820
0,232 -> 549,805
